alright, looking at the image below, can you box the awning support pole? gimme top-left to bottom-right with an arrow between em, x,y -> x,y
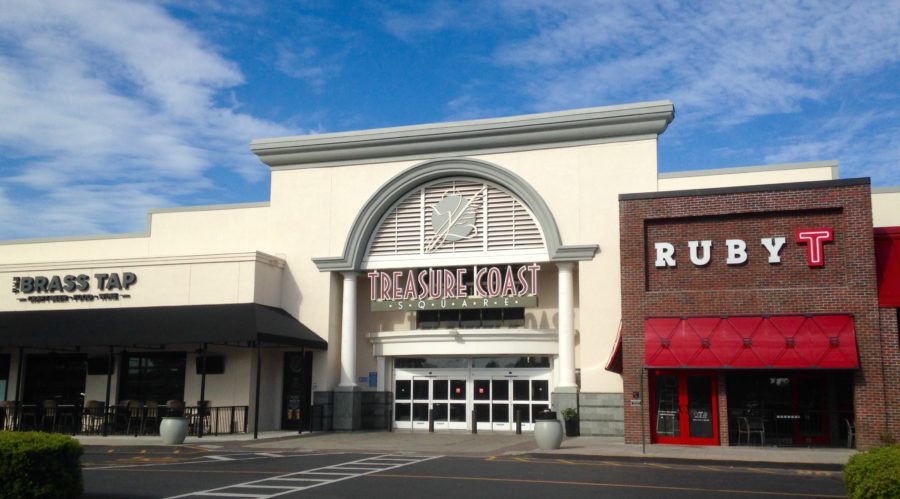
13,347 -> 23,431
103,346 -> 113,436
254,340 -> 262,439
198,342 -> 207,438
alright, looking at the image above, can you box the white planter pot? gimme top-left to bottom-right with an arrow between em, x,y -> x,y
160,417 -> 189,445
533,419 -> 563,450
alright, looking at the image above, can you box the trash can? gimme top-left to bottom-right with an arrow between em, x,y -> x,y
533,409 -> 563,450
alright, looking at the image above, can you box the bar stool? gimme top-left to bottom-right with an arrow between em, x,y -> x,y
82,401 -> 105,434
125,400 -> 144,435
142,401 -> 160,434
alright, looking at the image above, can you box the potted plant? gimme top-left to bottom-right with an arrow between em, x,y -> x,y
562,408 -> 580,437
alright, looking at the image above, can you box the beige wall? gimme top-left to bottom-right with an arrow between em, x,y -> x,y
873,189 -> 900,228
657,162 -> 838,191
0,253 -> 284,311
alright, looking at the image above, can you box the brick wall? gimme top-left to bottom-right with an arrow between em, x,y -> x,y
619,179 -> 890,448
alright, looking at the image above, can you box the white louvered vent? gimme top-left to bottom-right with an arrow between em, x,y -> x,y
367,178 -> 545,258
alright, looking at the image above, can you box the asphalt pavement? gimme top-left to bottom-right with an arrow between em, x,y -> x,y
76,430 -> 855,468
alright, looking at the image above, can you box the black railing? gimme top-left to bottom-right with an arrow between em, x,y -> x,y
0,404 -> 248,436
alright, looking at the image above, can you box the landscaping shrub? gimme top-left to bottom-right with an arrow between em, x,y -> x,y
844,444 -> 900,499
0,432 -> 83,498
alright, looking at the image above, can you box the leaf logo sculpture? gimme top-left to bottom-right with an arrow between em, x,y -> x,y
425,187 -> 486,252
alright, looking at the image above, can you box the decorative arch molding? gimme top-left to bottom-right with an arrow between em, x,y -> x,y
313,158 -> 599,271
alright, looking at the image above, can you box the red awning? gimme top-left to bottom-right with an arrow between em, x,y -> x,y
605,321 -> 623,374
645,315 -> 858,369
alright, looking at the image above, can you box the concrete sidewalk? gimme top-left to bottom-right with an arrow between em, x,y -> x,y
76,430 -> 855,467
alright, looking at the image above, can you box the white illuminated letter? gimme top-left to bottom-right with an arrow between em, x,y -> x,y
655,242 -> 676,267
726,239 -> 747,265
761,237 -> 787,264
688,240 -> 712,266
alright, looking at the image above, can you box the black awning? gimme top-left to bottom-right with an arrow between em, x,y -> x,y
0,303 -> 327,349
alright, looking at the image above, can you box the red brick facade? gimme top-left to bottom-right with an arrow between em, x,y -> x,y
619,179 -> 899,449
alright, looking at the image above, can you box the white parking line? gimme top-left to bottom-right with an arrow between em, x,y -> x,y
166,454 -> 441,499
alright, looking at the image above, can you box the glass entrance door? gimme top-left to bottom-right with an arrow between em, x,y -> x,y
473,377 -> 550,431
651,371 -> 719,445
394,377 -> 466,430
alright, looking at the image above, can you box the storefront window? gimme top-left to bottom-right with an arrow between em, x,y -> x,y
472,356 -> 550,368
23,354 -> 86,404
417,308 -> 525,329
395,357 -> 468,369
118,352 -> 186,404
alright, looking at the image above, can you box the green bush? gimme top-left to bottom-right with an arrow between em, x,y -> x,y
0,432 -> 83,498
844,444 -> 900,499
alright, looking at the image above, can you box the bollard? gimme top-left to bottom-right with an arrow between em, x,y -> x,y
388,405 -> 393,432
471,409 -> 477,434
428,408 -> 434,432
515,409 -> 522,435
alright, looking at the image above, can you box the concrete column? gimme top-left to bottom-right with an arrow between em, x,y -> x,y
557,262 -> 577,389
339,271 -> 358,388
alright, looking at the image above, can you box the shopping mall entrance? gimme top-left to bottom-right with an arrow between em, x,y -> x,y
393,356 -> 551,431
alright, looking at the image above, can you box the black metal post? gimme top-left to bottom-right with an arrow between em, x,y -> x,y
253,340 -> 262,439
299,347 -> 305,435
428,408 -> 434,432
471,409 -> 477,434
515,409 -> 522,434
14,347 -> 23,431
198,343 -> 207,438
102,346 -> 113,436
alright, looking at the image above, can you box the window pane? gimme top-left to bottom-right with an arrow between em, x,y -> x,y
413,380 -> 429,399
432,403 -> 448,421
474,380 -> 490,400
417,311 -> 439,330
450,404 -> 466,422
395,357 -> 467,369
395,403 -> 411,422
412,403 -> 429,421
513,380 -> 529,401
492,403 -> 509,422
531,380 -> 549,401
450,380 -> 466,400
492,380 -> 509,400
395,380 -> 411,400
432,380 -> 449,400
475,404 -> 490,422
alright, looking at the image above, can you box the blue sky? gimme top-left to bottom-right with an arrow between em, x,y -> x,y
1,0 -> 899,239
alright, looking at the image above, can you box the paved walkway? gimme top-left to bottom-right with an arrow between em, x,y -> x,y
76,430 -> 855,467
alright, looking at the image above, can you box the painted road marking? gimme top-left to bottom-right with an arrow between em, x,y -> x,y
166,454 -> 440,499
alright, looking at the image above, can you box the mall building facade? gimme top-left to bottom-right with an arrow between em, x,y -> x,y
1,100 -> 899,446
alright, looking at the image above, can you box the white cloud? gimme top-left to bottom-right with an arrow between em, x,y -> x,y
493,1 -> 900,123
764,112 -> 900,186
0,0 -> 293,239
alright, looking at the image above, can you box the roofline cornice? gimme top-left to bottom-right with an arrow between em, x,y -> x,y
251,100 -> 675,170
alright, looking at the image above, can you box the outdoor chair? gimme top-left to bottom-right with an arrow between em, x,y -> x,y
42,400 -> 74,432
142,401 -> 160,434
845,418 -> 855,448
125,400 -> 144,435
737,416 -> 765,445
82,400 -> 106,434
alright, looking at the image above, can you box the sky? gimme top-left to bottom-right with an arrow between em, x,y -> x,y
1,0 -> 898,240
